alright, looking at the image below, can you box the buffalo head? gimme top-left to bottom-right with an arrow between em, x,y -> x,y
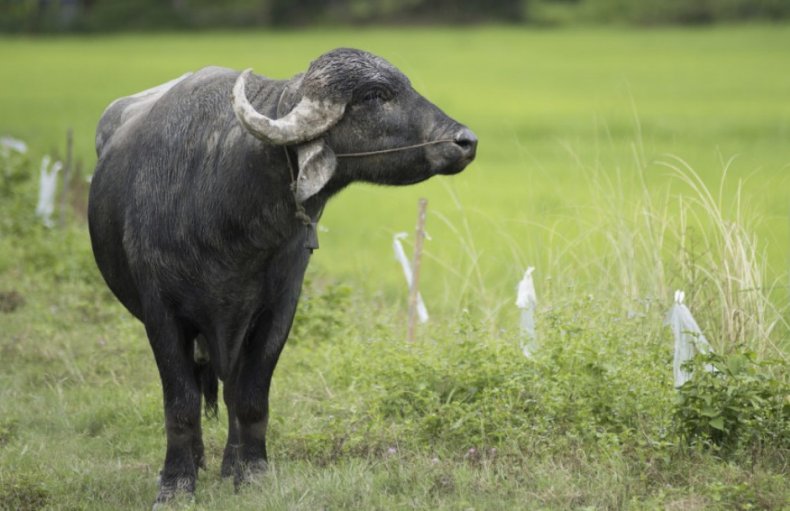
233,48 -> 477,202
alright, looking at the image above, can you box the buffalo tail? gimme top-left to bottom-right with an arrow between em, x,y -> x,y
196,360 -> 219,419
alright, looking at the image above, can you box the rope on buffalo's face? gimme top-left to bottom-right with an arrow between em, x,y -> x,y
335,139 -> 457,158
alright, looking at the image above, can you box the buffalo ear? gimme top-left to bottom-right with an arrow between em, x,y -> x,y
294,138 -> 336,203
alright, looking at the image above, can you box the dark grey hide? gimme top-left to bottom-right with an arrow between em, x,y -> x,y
88,48 -> 476,505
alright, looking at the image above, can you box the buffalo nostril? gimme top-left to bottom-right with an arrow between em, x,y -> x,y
454,128 -> 478,157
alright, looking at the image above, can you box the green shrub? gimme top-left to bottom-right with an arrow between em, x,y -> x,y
0,150 -> 99,286
0,147 -> 30,199
290,274 -> 354,345
282,296 -> 677,460
673,350 -> 789,455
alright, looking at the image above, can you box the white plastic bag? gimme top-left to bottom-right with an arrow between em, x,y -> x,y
516,267 -> 538,357
0,136 -> 28,155
35,155 -> 62,228
393,232 -> 428,323
666,290 -> 714,388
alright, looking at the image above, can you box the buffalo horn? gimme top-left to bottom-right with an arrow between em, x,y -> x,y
232,69 -> 345,146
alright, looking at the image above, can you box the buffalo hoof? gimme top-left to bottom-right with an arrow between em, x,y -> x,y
194,452 -> 206,471
193,444 -> 206,471
153,476 -> 195,510
233,459 -> 268,490
220,451 -> 235,479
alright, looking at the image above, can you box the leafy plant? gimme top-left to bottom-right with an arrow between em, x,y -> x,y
673,350 -> 789,455
289,274 -> 354,345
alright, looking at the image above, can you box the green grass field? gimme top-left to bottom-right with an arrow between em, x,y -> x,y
1,26 -> 788,509
2,26 -> 789,310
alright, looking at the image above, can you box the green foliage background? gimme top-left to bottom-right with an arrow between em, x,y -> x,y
2,0 -> 790,33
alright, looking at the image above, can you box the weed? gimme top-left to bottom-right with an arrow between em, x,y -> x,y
0,421 -> 16,447
0,474 -> 49,511
674,350 -> 789,457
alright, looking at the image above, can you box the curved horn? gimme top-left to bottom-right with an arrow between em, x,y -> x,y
232,68 -> 345,146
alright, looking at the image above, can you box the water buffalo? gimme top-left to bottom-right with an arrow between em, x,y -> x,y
88,48 -> 477,504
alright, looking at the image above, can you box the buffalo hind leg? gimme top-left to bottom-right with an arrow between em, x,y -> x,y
144,307 -> 202,504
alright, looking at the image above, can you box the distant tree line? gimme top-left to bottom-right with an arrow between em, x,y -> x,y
2,0 -> 788,33
540,0 -> 790,25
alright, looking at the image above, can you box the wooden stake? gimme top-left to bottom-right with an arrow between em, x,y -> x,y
407,198 -> 428,342
59,128 -> 73,228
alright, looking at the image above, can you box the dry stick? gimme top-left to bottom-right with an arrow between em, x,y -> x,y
59,128 -> 73,228
407,198 -> 428,342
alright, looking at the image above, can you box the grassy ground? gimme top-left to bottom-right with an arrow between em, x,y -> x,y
1,255 -> 787,510
0,26 -> 788,509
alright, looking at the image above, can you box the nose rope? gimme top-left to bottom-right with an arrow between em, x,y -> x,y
335,139 -> 457,158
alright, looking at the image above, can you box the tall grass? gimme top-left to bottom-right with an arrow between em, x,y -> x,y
412,148 -> 787,359
667,157 -> 787,354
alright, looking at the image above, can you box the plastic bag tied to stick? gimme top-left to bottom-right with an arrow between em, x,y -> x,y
666,290 -> 714,388
36,155 -> 62,228
516,267 -> 537,357
393,232 -> 428,323
0,136 -> 28,155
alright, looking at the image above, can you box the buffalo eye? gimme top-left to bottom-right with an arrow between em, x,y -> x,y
355,85 -> 394,104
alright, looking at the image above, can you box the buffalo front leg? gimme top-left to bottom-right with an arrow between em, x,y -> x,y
144,307 -> 202,504
232,341 -> 279,487
226,308 -> 291,488
217,320 -> 289,485
220,380 -> 239,478
226,246 -> 310,486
